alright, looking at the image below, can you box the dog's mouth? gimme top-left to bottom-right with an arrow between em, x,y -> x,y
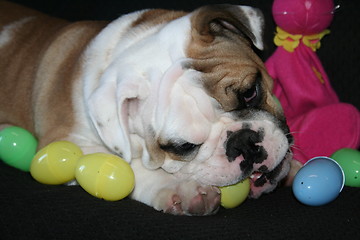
248,170 -> 268,194
247,152 -> 292,198
248,170 -> 270,188
250,171 -> 263,182
247,170 -> 276,198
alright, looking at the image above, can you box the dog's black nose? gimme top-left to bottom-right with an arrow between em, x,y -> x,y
225,128 -> 268,175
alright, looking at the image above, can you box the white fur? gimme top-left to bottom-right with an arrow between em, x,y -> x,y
239,6 -> 264,50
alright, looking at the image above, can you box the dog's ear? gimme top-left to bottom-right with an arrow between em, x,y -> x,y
87,68 -> 149,162
192,4 -> 264,50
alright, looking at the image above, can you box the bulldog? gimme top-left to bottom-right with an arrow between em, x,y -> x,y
0,1 -> 293,215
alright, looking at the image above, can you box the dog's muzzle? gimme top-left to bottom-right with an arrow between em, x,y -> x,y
226,128 -> 268,176
224,118 -> 293,193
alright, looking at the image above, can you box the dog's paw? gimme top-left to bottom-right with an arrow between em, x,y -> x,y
153,181 -> 221,216
283,159 -> 303,186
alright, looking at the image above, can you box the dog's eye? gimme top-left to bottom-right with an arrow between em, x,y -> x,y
160,142 -> 200,156
242,74 -> 262,107
243,84 -> 258,103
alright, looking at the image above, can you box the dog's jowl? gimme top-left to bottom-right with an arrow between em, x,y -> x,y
0,1 -> 293,215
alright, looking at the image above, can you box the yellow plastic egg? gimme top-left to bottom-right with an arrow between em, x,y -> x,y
30,141 -> 83,184
219,178 -> 250,208
75,153 -> 135,201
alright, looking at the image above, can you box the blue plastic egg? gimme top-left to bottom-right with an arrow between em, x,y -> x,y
292,156 -> 344,206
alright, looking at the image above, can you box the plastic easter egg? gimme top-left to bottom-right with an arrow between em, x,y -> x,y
292,157 -> 344,206
219,178 -> 250,208
30,141 -> 83,184
75,153 -> 135,201
0,126 -> 38,171
331,148 -> 360,187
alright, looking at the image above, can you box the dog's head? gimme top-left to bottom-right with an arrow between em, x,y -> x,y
86,4 -> 293,198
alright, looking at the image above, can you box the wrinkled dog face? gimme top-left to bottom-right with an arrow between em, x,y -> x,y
87,5 -> 293,198
139,6 -> 292,197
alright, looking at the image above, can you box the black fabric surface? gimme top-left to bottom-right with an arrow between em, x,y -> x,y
2,0 -> 360,239
2,160 -> 360,240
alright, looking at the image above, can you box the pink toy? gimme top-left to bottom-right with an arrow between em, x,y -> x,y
265,0 -> 360,164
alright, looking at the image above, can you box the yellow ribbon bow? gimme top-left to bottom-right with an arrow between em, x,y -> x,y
274,27 -> 330,52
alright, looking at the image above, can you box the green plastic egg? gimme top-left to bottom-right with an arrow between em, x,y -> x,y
331,148 -> 360,187
0,126 -> 38,171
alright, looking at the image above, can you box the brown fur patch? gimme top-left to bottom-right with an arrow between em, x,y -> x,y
33,21 -> 107,148
0,1 -> 107,147
0,1 -> 69,133
186,6 -> 279,117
